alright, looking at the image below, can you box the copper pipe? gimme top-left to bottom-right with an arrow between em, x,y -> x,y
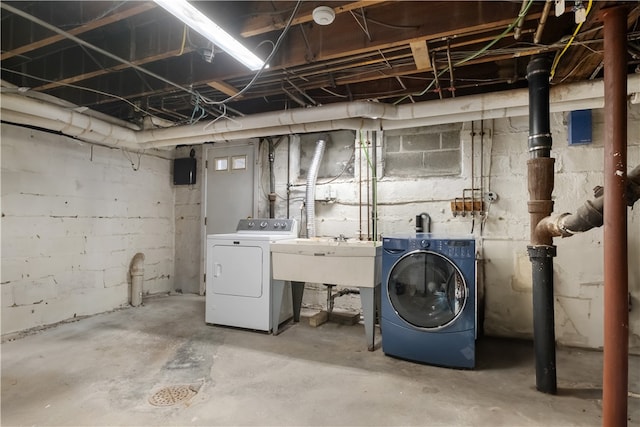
602,6 -> 629,426
514,0 -> 528,40
534,0 -> 553,44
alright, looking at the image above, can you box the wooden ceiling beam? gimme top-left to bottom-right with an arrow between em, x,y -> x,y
240,1 -> 389,37
267,3 -> 545,68
207,80 -> 241,98
0,2 -> 156,61
410,40 -> 431,70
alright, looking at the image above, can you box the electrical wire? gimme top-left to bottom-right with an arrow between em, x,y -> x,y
200,0 -> 303,106
550,0 -> 594,80
121,148 -> 144,171
393,0 -> 534,104
317,146 -> 356,185
0,67 -> 165,122
176,25 -> 187,56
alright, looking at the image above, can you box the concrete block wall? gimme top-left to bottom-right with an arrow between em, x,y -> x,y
258,103 -> 640,354
173,145 -> 203,295
1,124 -> 175,335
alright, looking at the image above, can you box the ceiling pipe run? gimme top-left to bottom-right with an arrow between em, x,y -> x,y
1,75 -> 639,150
601,6 -> 629,426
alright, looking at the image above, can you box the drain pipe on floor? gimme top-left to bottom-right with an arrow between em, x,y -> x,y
525,55 -> 558,395
130,253 -> 145,307
306,138 -> 327,238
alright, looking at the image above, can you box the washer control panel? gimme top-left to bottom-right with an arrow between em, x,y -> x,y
406,238 -> 475,259
236,218 -> 298,233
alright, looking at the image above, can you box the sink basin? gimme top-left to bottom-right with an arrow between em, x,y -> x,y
272,237 -> 380,257
270,238 -> 382,288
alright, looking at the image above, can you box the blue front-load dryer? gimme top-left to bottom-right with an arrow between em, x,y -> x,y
381,234 -> 476,368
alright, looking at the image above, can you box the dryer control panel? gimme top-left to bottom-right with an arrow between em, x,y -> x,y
236,218 -> 298,234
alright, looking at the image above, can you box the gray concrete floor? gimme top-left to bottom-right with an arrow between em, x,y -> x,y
2,294 -> 638,426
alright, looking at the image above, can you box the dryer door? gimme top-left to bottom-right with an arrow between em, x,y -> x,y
387,250 -> 467,329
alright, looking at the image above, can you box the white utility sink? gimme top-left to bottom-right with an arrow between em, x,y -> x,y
270,237 -> 382,288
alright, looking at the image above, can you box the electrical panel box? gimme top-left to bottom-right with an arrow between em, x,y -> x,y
568,109 -> 592,146
173,158 -> 197,185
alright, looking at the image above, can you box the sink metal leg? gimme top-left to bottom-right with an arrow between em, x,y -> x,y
291,281 -> 305,322
360,284 -> 379,351
272,280 -> 285,335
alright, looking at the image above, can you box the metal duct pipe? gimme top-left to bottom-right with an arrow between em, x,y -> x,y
602,6 -> 629,425
305,138 -> 326,238
535,164 -> 640,239
526,55 -> 557,395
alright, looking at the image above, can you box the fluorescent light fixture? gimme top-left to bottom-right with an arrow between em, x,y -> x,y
154,0 -> 265,71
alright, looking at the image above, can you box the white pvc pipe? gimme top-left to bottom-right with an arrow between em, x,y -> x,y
1,74 -> 638,148
140,119 -> 381,148
130,252 -> 145,307
1,93 -> 136,146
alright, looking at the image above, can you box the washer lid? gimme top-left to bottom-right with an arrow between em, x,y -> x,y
387,250 -> 467,329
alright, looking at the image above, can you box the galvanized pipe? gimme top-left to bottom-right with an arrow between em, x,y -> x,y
602,6 -> 629,426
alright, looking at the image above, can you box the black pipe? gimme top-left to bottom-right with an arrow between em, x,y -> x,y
527,57 -> 552,159
526,55 -> 557,395
528,246 -> 557,394
415,212 -> 431,233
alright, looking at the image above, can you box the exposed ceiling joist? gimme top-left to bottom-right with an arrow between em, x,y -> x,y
410,40 -> 431,70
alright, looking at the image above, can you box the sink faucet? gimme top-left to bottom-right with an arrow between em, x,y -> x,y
335,234 -> 347,242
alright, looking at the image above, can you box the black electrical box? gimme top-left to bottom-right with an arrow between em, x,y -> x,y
173,158 -> 197,185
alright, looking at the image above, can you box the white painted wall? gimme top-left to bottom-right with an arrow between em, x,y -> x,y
2,99 -> 638,355
173,145 -> 203,295
1,124 -> 175,335
256,103 -> 640,354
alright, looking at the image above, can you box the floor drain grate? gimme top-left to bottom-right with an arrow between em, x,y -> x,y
148,385 -> 196,407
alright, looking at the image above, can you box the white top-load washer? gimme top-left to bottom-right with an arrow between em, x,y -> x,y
205,218 -> 298,332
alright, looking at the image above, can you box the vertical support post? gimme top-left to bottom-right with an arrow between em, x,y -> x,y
602,6 -> 629,426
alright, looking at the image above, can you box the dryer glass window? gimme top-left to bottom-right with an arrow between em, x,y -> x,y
387,251 -> 467,329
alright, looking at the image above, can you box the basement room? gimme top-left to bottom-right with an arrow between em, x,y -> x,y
1,1 -> 639,425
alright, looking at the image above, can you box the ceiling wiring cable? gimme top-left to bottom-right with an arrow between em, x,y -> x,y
393,0 -> 534,105
176,24 -> 187,56
0,3 -> 203,102
57,1 -> 128,30
558,50 -> 600,83
453,0 -> 534,67
0,67 -> 165,122
550,0 -> 593,80
200,0 -> 303,106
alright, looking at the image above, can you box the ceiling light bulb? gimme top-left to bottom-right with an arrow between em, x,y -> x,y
154,0 -> 264,71
312,6 -> 335,26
